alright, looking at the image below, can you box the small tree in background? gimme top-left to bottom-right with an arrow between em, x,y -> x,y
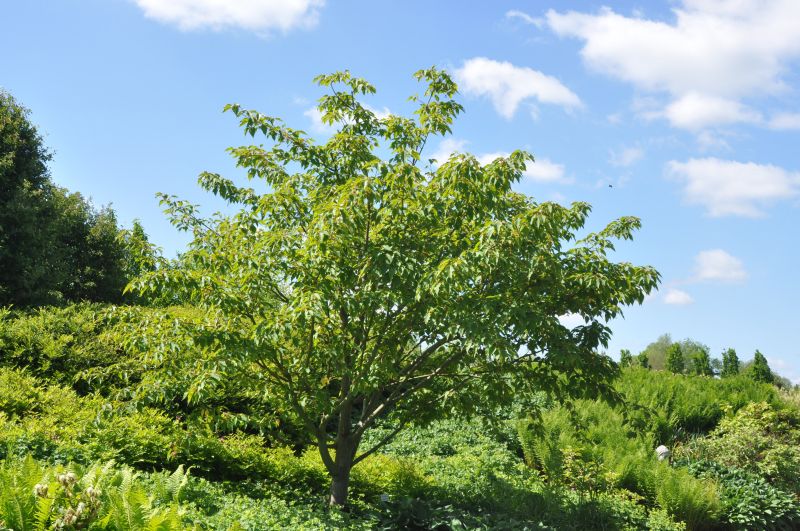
665,343 -> 684,374
721,348 -> 739,377
619,349 -> 633,368
747,350 -> 773,383
637,351 -> 650,369
690,348 -> 714,376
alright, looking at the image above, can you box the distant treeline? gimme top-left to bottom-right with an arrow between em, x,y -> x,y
0,91 -> 153,307
619,333 -> 791,388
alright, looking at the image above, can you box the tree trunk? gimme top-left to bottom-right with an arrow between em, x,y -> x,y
328,438 -> 355,506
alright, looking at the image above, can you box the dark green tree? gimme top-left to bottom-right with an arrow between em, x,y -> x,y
0,91 -> 53,305
637,351 -> 651,369
747,350 -> 773,383
665,343 -> 684,374
721,348 -> 739,377
0,91 -> 141,306
690,348 -> 713,376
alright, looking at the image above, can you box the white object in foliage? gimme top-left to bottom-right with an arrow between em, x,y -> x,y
655,445 -> 671,461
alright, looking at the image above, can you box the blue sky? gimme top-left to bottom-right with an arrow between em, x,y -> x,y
3,0 -> 799,381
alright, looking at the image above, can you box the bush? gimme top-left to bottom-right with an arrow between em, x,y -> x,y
0,304 -> 121,394
685,460 -> 800,530
678,402 -> 800,494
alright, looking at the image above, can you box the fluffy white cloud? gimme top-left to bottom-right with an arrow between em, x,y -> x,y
133,0 -> 324,33
664,288 -> 693,305
478,153 -> 568,183
429,140 -> 569,183
454,58 -> 582,119
694,249 -> 747,282
545,1 -> 800,130
668,158 -> 800,217
662,93 -> 762,130
428,138 -> 468,165
609,146 -> 643,167
769,112 -> 800,130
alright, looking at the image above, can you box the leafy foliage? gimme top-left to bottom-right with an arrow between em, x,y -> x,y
0,456 -> 185,530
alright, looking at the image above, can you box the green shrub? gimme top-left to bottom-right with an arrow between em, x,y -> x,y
0,304 -> 123,394
678,402 -> 800,493
686,460 -> 800,530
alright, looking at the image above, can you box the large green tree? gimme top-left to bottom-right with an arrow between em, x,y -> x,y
124,69 -> 659,505
0,91 -> 139,306
0,91 -> 53,305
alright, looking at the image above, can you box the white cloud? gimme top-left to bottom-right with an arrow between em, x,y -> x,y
303,107 -> 329,133
609,146 -> 643,167
662,93 -> 762,130
478,153 -> 569,183
696,131 -> 732,152
429,140 -> 570,183
668,158 -> 800,216
664,288 -> 693,305
505,10 -> 544,28
133,0 -> 324,33
694,249 -> 747,282
454,57 -> 582,119
545,1 -> 800,130
769,112 -> 800,130
429,138 -> 469,165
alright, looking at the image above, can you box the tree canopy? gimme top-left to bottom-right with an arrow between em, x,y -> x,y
122,68 -> 660,505
0,91 -> 141,306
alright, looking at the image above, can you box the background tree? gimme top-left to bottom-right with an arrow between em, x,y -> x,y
665,343 -> 684,374
0,90 -> 142,306
638,333 -> 671,370
0,90 -> 53,305
122,68 -> 659,506
721,348 -> 739,377
637,351 -> 651,369
746,350 -> 773,383
690,348 -> 713,376
619,349 -> 633,368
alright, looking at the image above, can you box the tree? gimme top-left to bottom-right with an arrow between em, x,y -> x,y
637,351 -> 651,369
639,333 -> 672,370
665,343 -> 684,374
690,347 -> 713,376
0,91 -> 139,306
124,68 -> 659,505
721,348 -> 739,377
747,350 -> 773,383
0,90 -> 53,305
619,349 -> 633,368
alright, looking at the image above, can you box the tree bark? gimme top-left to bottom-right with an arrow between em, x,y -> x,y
328,437 -> 355,506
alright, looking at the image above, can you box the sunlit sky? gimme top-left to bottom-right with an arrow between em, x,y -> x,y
3,0 -> 799,381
